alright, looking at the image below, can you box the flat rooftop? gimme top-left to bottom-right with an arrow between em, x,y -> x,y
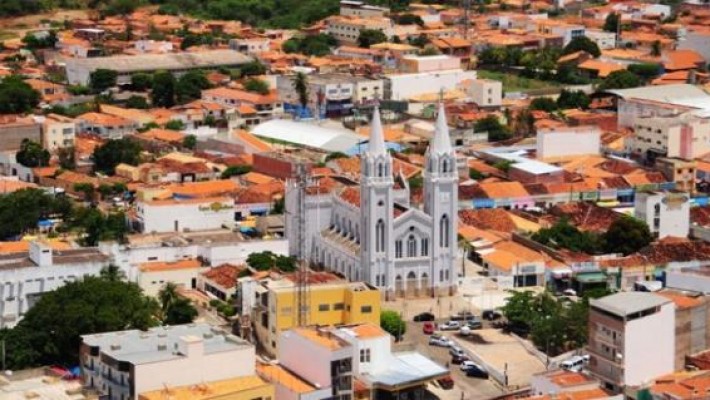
125,228 -> 271,247
66,50 -> 252,74
138,375 -> 271,400
81,323 -> 250,365
590,292 -> 671,317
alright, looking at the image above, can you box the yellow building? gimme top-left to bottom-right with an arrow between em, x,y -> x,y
137,375 -> 274,400
253,272 -> 381,356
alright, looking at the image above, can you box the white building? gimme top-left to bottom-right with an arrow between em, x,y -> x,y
36,113 -> 76,152
136,259 -> 203,297
136,197 -> 235,234
339,0 -> 389,18
628,113 -> 710,162
400,54 -> 461,73
536,126 -> 601,161
634,191 -> 690,239
587,292 -> 675,392
586,29 -> 617,50
325,15 -> 395,44
133,40 -> 173,54
0,241 -> 110,329
81,324 -> 255,400
229,38 -> 271,55
608,84 -> 710,128
467,79 -> 502,108
384,69 -> 477,100
100,230 -> 288,281
285,105 -> 458,299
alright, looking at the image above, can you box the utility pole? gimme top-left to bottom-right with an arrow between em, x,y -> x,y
463,0 -> 472,40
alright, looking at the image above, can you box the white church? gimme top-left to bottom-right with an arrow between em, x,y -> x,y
285,104 -> 458,299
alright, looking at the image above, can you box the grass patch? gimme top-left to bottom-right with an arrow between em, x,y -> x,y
477,70 -> 561,93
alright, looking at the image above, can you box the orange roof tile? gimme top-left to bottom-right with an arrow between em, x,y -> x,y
139,259 -> 201,272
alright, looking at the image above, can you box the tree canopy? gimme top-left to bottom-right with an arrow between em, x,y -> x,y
475,115 -> 511,142
380,310 -> 406,340
0,188 -> 72,240
16,139 -> 50,168
89,69 -> 118,93
176,70 -> 211,104
0,76 -> 40,114
92,137 -> 142,175
603,216 -> 653,255
159,282 -> 198,325
246,251 -> 298,272
0,271 -> 159,369
529,97 -> 559,112
603,12 -> 620,33
597,70 -> 643,91
562,36 -> 601,58
282,34 -> 337,57
151,71 -> 177,108
357,29 -> 388,48
243,78 -> 270,95
557,89 -> 591,110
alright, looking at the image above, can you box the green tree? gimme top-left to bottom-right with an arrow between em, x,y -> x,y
380,310 -> 406,340
603,216 -> 652,255
282,34 -> 337,57
357,29 -> 388,48
598,69 -> 642,91
131,73 -> 153,91
221,165 -> 252,178
603,12 -> 620,33
158,282 -> 198,325
182,134 -> 197,150
271,197 -> 285,214
0,274 -> 159,369
246,251 -> 296,272
628,63 -> 662,80
70,207 -> 128,246
125,95 -> 149,109
16,139 -> 50,168
556,89 -> 591,109
240,61 -> 267,77
475,115 -> 511,142
532,218 -> 604,254
562,36 -> 601,58
469,168 -> 484,180
394,13 -> 424,25
57,146 -> 76,170
67,85 -> 91,96
151,71 -> 177,108
529,97 -> 559,112
0,76 -> 40,114
0,188 -> 72,239
325,151 -> 348,162
293,72 -> 309,109
165,119 -> 185,131
176,70 -> 211,103
92,137 -> 142,175
243,78 -> 270,95
89,69 -> 118,93
73,182 -> 95,202
22,31 -> 58,49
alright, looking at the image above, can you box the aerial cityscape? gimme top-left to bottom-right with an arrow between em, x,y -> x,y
0,0 -> 708,399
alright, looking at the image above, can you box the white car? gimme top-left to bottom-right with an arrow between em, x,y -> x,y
460,360 -> 479,371
439,321 -> 461,331
429,335 -> 453,347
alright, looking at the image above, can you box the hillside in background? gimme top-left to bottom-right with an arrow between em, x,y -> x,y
0,0 -> 406,29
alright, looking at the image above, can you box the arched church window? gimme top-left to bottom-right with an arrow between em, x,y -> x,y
440,215 -> 450,248
376,219 -> 385,252
407,235 -> 417,257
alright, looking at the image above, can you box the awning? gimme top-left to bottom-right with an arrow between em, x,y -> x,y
575,272 -> 607,283
551,268 -> 573,279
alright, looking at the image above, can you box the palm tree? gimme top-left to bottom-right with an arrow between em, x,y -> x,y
651,40 -> 662,57
158,282 -> 179,315
100,264 -> 125,282
292,72 -> 309,110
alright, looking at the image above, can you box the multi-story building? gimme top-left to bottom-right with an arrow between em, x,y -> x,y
468,79 -> 502,108
325,15 -> 395,44
38,113 -> 76,152
135,197 -> 236,234
634,190 -> 690,239
656,157 -> 696,193
285,105 -> 458,300
384,69 -> 477,100
536,126 -> 601,161
268,323 -> 448,400
339,0 -> 389,18
587,292 -> 675,392
81,324 -> 256,400
0,240 -> 110,329
657,289 -> 710,371
534,20 -> 585,46
248,272 -> 381,356
201,87 -> 284,123
586,29 -> 617,50
136,259 -> 203,297
628,113 -> 710,162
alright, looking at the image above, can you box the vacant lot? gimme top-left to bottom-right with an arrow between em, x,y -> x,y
477,70 -> 561,93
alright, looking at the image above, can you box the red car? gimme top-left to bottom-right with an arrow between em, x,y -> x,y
423,322 -> 435,335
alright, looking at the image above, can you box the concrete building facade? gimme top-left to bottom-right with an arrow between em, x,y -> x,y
634,191 -> 690,239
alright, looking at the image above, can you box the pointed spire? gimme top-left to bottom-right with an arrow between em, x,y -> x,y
431,103 -> 452,153
368,106 -> 387,155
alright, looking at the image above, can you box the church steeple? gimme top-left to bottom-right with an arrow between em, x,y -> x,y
430,103 -> 452,154
368,106 -> 387,156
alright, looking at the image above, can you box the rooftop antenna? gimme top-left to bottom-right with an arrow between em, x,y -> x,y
290,161 -> 311,327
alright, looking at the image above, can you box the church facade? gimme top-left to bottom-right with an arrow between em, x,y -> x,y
285,105 -> 458,299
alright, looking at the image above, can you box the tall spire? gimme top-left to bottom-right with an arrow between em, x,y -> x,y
431,103 -> 452,153
368,106 -> 387,155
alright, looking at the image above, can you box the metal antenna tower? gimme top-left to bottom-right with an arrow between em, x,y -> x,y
292,162 -> 311,327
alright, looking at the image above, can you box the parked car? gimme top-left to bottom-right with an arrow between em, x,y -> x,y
465,364 -> 489,379
460,360 -> 478,371
436,376 -> 454,390
451,354 -> 471,365
429,335 -> 453,347
449,346 -> 465,358
560,355 -> 587,372
466,318 -> 483,330
413,312 -> 436,322
439,321 -> 461,331
423,322 -> 435,335
563,288 -> 577,297
482,310 -> 502,321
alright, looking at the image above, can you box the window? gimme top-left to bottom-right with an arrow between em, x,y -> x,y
334,303 -> 345,310
359,348 -> 371,363
440,215 -> 450,248
318,304 -> 330,312
421,238 -> 429,256
407,235 -> 417,257
361,305 -> 373,313
395,240 -> 403,258
376,219 -> 385,252
442,158 -> 449,173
